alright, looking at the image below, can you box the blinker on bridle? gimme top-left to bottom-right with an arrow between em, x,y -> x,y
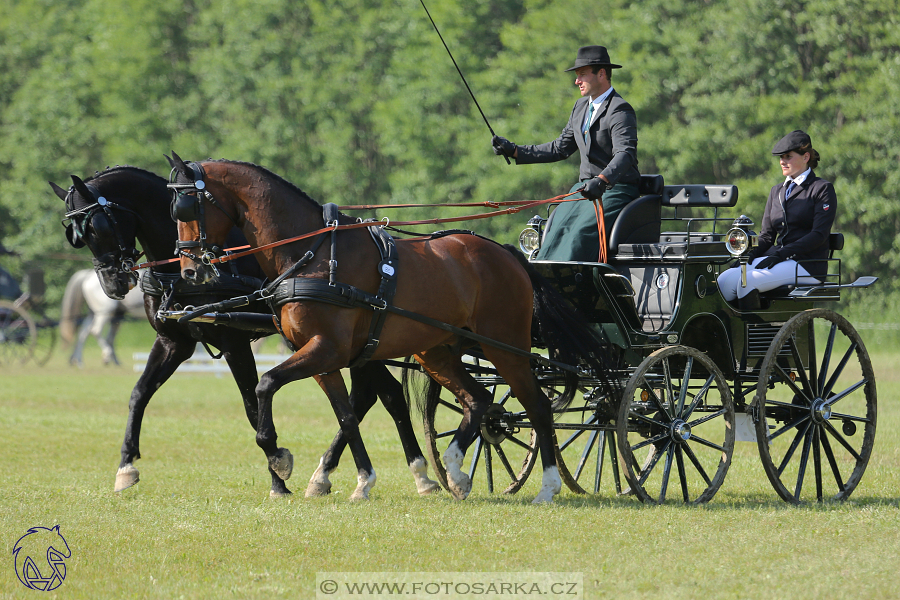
62,183 -> 142,281
167,162 -> 240,277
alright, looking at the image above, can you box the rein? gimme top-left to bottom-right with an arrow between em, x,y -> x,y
148,190 -> 583,271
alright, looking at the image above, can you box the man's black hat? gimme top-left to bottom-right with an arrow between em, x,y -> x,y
772,130 -> 812,155
564,45 -> 622,72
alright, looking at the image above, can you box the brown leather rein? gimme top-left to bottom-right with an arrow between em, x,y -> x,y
133,190 -> 584,271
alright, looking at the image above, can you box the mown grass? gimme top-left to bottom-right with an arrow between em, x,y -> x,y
1,323 -> 898,599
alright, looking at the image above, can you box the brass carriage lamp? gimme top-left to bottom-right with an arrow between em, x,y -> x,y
519,215 -> 547,258
725,215 -> 757,288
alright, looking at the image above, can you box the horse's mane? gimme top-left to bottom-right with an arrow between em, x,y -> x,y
67,166 -> 167,212
206,159 -> 320,210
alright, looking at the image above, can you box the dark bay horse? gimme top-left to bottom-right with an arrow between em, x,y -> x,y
51,167 -> 438,497
171,155 -> 616,503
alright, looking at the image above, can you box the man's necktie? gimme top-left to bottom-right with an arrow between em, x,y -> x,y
583,102 -> 595,143
785,181 -> 796,199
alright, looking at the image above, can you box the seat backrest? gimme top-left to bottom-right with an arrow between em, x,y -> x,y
606,174 -> 664,254
829,232 -> 844,254
661,184 -> 738,207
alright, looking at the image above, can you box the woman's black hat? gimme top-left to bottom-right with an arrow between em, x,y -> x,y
772,130 -> 812,155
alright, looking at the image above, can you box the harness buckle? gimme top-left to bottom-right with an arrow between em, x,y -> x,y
373,298 -> 387,310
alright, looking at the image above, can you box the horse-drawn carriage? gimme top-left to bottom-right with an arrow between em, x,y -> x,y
424,174 -> 877,504
0,264 -> 56,366
56,159 -> 878,506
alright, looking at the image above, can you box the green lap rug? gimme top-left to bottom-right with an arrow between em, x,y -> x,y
535,181 -> 639,262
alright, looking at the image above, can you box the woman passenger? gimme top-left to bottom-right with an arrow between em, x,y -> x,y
717,130 -> 837,309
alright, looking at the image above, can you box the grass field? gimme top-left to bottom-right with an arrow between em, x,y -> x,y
1,322 -> 898,599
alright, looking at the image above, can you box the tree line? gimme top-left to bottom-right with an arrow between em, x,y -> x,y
1,0 -> 898,309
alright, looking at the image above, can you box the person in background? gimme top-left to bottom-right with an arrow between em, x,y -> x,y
717,130 -> 836,309
491,45 -> 639,262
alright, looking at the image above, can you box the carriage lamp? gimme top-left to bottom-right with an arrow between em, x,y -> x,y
519,215 -> 546,257
725,216 -> 758,288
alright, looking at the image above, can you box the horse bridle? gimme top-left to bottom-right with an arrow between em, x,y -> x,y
167,162 -> 242,278
62,183 -> 142,283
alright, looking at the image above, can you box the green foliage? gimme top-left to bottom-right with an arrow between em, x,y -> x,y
0,0 -> 897,306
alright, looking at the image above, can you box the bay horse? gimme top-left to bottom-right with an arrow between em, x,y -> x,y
50,166 -> 438,497
170,154 -> 617,503
60,268 -> 145,366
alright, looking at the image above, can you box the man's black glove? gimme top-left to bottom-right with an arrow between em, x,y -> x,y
581,177 -> 609,200
491,135 -> 517,158
755,254 -> 784,269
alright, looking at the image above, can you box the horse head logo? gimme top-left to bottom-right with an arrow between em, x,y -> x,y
12,525 -> 71,591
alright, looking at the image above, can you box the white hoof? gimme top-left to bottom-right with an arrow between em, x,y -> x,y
443,443 -> 472,500
114,464 -> 140,492
268,447 -> 294,481
305,457 -> 333,498
269,489 -> 291,498
532,466 -> 562,504
409,457 -> 442,495
349,470 -> 376,502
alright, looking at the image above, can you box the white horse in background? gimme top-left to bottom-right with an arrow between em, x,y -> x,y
60,269 -> 144,366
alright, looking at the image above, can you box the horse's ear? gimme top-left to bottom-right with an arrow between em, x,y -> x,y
49,181 -> 68,201
170,151 -> 189,175
70,175 -> 94,202
164,154 -> 174,169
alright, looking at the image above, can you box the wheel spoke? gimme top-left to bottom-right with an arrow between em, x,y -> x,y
437,398 -> 463,415
640,376 -> 671,422
658,445 -> 675,503
505,433 -> 533,452
813,426 -> 823,501
663,358 -> 676,417
676,446 -> 690,502
776,421 -> 810,476
631,431 -> 669,452
822,421 -> 862,461
688,434 -> 726,453
573,430 -> 599,481
484,443 -> 494,493
493,444 -> 518,481
468,437 -> 484,481
788,335 -> 815,400
682,375 -> 715,420
686,407 -> 727,428
819,323 -> 837,393
637,440 -> 671,486
819,429 -> 846,492
676,357 -> 694,416
773,363 -> 811,405
807,320 -> 818,397
559,414 -> 597,452
768,412 -> 811,443
822,343 -> 857,398
630,410 -> 668,429
435,428 -> 458,440
594,431 -> 607,494
829,411 -> 871,424
793,422 -> 815,501
681,443 -> 712,485
824,378 -> 868,408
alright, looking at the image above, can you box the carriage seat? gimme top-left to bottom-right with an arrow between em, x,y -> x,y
758,233 -> 845,301
606,174 -> 665,254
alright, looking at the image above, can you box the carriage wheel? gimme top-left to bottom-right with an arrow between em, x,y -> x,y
616,345 -> 735,504
0,300 -> 37,366
30,316 -> 56,366
540,376 -> 623,495
754,309 -> 876,504
422,364 -> 537,495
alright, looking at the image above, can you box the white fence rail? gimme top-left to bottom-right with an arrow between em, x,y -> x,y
133,351 -> 286,374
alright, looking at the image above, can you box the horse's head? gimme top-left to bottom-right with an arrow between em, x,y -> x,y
52,174 -> 141,300
167,152 -> 241,285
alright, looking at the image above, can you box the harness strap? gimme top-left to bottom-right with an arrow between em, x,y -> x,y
348,223 -> 399,368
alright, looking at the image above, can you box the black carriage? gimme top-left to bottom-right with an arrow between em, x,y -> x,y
0,266 -> 56,367
422,175 -> 877,504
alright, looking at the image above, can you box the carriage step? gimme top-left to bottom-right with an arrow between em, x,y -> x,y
132,351 -> 286,375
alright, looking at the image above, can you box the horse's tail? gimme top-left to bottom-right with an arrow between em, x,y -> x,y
59,270 -> 91,346
505,246 -> 622,412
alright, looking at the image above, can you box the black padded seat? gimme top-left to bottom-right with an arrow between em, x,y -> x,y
606,174 -> 664,254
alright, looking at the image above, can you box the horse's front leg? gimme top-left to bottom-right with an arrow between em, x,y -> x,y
116,335 -> 195,491
220,335 -> 291,498
255,340 -> 375,501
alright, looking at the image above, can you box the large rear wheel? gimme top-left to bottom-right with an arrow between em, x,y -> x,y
754,309 -> 876,503
617,345 -> 735,504
0,300 -> 37,366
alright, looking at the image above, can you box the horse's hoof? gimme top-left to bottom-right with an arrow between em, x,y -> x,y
442,443 -> 470,500
349,470 -> 376,502
268,448 -> 294,481
269,489 -> 292,498
305,481 -> 332,497
114,464 -> 140,492
417,480 -> 443,496
532,466 -> 561,504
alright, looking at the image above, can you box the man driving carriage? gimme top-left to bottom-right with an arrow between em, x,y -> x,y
491,45 -> 640,262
